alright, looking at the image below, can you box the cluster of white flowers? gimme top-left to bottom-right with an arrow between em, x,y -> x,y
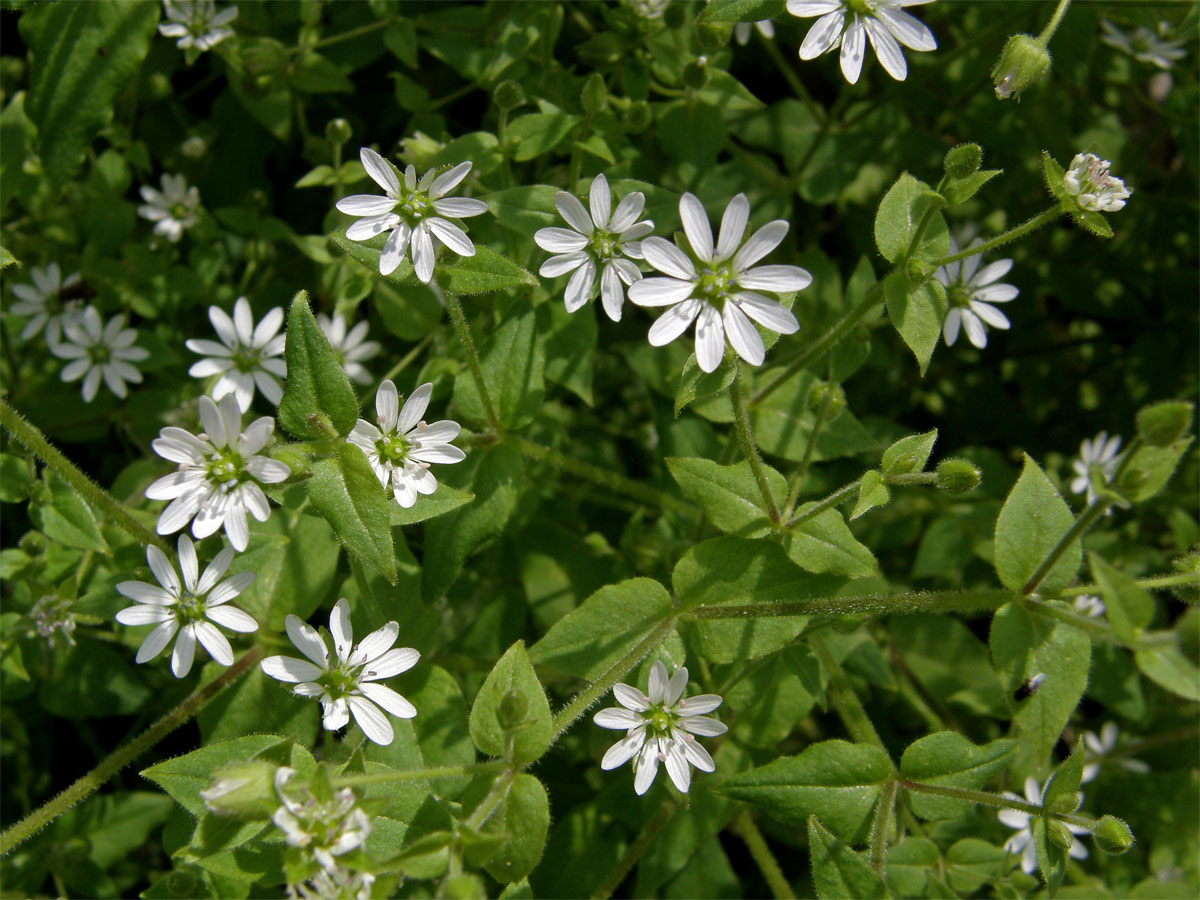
51,306 -> 151,402
273,766 -> 374,891
9,263 -> 83,344
1100,19 -> 1186,71
934,236 -> 1019,350
1064,152 -> 1132,213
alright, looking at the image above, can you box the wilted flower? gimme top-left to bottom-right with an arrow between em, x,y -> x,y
347,381 -> 465,509
593,660 -> 727,795
335,148 -> 488,283
273,767 -> 373,874
735,20 -> 776,45
186,296 -> 286,412
261,599 -> 420,746
28,594 -> 77,648
115,535 -> 257,678
146,393 -> 290,551
1070,431 -> 1122,505
138,173 -> 200,243
934,236 -> 1019,349
8,262 -> 84,344
1063,153 -> 1131,213
998,776 -> 1089,876
786,0 -> 937,84
629,192 -> 808,373
534,174 -> 653,321
317,313 -> 381,385
158,0 -> 238,52
1082,722 -> 1150,783
1100,19 -> 1186,70
50,306 -> 149,402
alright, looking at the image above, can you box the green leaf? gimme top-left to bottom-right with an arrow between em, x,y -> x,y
1032,816 -> 1068,897
990,602 -> 1091,765
507,109 -> 580,162
486,185 -> 561,236
468,773 -> 550,883
1070,208 -> 1114,239
674,536 -> 844,664
331,231 -> 417,285
1134,643 -> 1200,702
389,484 -> 475,526
881,429 -> 938,476
884,270 -> 946,376
993,454 -> 1081,594
539,298 -> 596,405
850,471 -> 890,521
529,577 -> 673,679
665,457 -> 783,538
0,245 -> 15,270
697,0 -> 785,24
945,839 -> 1007,895
20,1 -> 158,185
1117,437 -> 1193,502
749,369 -> 877,462
717,741 -> 893,842
308,444 -> 396,583
441,246 -> 538,296
1089,554 -> 1155,643
1041,151 -> 1068,202
453,304 -> 544,428
278,291 -> 359,439
784,507 -> 877,577
806,816 -> 890,900
675,355 -> 736,417
899,733 -> 1017,820
468,641 -> 553,764
873,172 -> 950,264
942,169 -> 1002,206
30,472 -> 109,554
1042,739 -> 1085,815
884,838 -> 939,898
141,735 -> 284,817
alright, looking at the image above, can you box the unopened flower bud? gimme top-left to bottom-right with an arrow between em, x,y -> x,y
697,22 -> 733,52
581,73 -> 608,116
1169,552 -> 1199,603
807,382 -> 846,420
496,689 -> 529,731
623,100 -> 652,134
943,143 -> 982,178
937,458 -> 982,495
1047,819 -> 1075,851
1092,815 -> 1135,855
682,57 -> 709,90
180,136 -> 208,159
1136,400 -> 1192,448
991,34 -> 1051,100
201,760 -> 279,818
148,72 -> 173,101
906,257 -> 935,283
325,118 -> 352,146
494,80 -> 526,112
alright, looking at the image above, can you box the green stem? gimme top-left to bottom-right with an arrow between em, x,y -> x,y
809,635 -> 888,752
929,207 -> 1063,268
896,780 -> 1095,830
785,478 -> 862,528
0,398 -> 170,553
1036,0 -> 1072,45
869,779 -> 897,880
592,801 -> 677,900
1022,499 -> 1110,594
436,283 -> 500,432
1025,597 -> 1116,642
310,17 -> 391,51
463,769 -> 515,832
731,369 -> 781,523
1057,570 -> 1198,597
380,333 -> 433,384
734,810 -> 796,900
885,472 -> 938,486
751,284 -> 883,406
549,616 -> 677,745
782,390 -> 833,519
508,435 -> 697,518
684,588 -> 1011,620
0,648 -> 261,856
760,38 -> 824,123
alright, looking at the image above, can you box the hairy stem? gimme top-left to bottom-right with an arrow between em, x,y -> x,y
810,635 -> 888,752
782,389 -> 833,519
785,478 -> 862,528
869,779 -> 897,880
734,810 -> 796,900
592,801 -> 677,900
731,369 -> 781,523
929,207 -> 1063,268
436,282 -> 501,431
0,648 -> 261,856
684,588 -> 1012,620
463,769 -> 516,832
1057,570 -> 1198,597
1037,0 -> 1072,45
897,779 -> 1095,829
0,398 -> 170,553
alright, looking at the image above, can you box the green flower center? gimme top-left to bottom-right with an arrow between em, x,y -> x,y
205,448 -> 246,487
589,230 -> 618,260
646,707 -> 675,736
375,433 -> 410,466
397,190 -> 432,226
846,0 -> 874,16
946,283 -> 973,310
696,265 -> 733,305
177,592 -> 207,623
92,344 -> 111,365
231,346 -> 261,373
324,661 -> 362,697
170,201 -> 191,220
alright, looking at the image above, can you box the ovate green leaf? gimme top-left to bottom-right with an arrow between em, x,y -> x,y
900,732 -> 1017,820
278,291 -> 359,439
468,641 -> 553,764
807,816 -> 890,900
665,457 -> 783,538
884,270 -> 946,376
994,454 -> 1080,594
308,444 -> 396,583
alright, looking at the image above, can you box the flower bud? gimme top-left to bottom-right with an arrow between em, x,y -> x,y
943,143 -> 982,178
807,382 -> 846,420
937,459 -> 982,495
201,760 -> 279,819
148,72 -> 174,101
682,57 -> 709,91
1136,401 -> 1193,448
1092,815 -> 1135,855
905,257 -> 935,284
493,80 -> 526,113
623,100 -> 653,134
325,118 -> 352,146
581,73 -> 608,117
697,22 -> 733,52
1047,819 -> 1075,851
496,689 -> 529,731
180,136 -> 208,159
991,34 -> 1051,100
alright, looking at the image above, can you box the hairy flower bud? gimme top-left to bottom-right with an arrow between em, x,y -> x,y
581,73 -> 608,116
325,118 -> 352,146
991,34 -> 1051,100
937,458 -> 982,495
943,143 -> 982,178
807,382 -> 846,420
494,80 -> 526,113
1093,815 -> 1135,855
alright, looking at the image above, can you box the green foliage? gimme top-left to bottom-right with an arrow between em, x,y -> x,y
994,455 -> 1081,594
308,444 -> 397,583
278,292 -> 359,439
468,641 -> 553,764
900,732 -> 1017,819
807,816 -> 889,900
666,457 -> 782,538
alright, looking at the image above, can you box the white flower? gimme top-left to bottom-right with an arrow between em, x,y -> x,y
534,174 -> 654,322
786,0 -> 937,84
186,296 -> 286,412
290,867 -> 375,900
273,766 -> 373,874
998,776 -> 1089,876
1070,431 -> 1122,505
347,381 -> 465,509
146,393 -> 291,552
1081,722 -> 1150,783
50,306 -> 150,402
628,192 -> 808,373
934,236 -> 1019,350
159,0 -> 238,52
137,173 -> 200,243
317,313 -> 381,385
735,20 -> 776,45
29,594 -> 77,648
115,535 -> 257,678
260,599 -> 420,746
8,262 -> 83,343
593,660 -> 727,795
1063,153 -> 1131,213
1100,19 -> 1186,71
335,148 -> 488,283
1073,594 -> 1106,619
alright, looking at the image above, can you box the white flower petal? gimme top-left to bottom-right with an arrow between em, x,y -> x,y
397,383 -> 432,434
679,193 -> 715,262
330,598 -> 354,663
360,647 -> 420,680
647,299 -> 702,346
429,161 -> 472,198
564,260 -> 597,313
555,191 -> 594,236
206,604 -> 259,633
601,730 -> 646,770
736,264 -> 813,293
799,9 -> 845,60
348,695 -> 395,745
195,620 -> 234,666
723,302 -> 765,366
535,228 -> 590,254
735,293 -> 801,334
171,625 -> 197,677
593,707 -> 643,730
865,16 -> 908,81
360,147 -> 401,196
358,682 -> 417,719
694,304 -> 726,373
136,620 -> 179,663
642,237 -> 697,280
337,194 -> 397,217
261,655 -> 326,683
285,615 -> 330,668
352,621 -> 400,665
840,17 -> 867,84
876,6 -> 936,51
715,194 -> 750,262
628,277 -> 695,308
427,217 -> 476,257
589,173 -> 611,229
733,221 -> 789,272
613,683 -> 649,712
116,605 -> 174,626
608,191 -> 646,232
